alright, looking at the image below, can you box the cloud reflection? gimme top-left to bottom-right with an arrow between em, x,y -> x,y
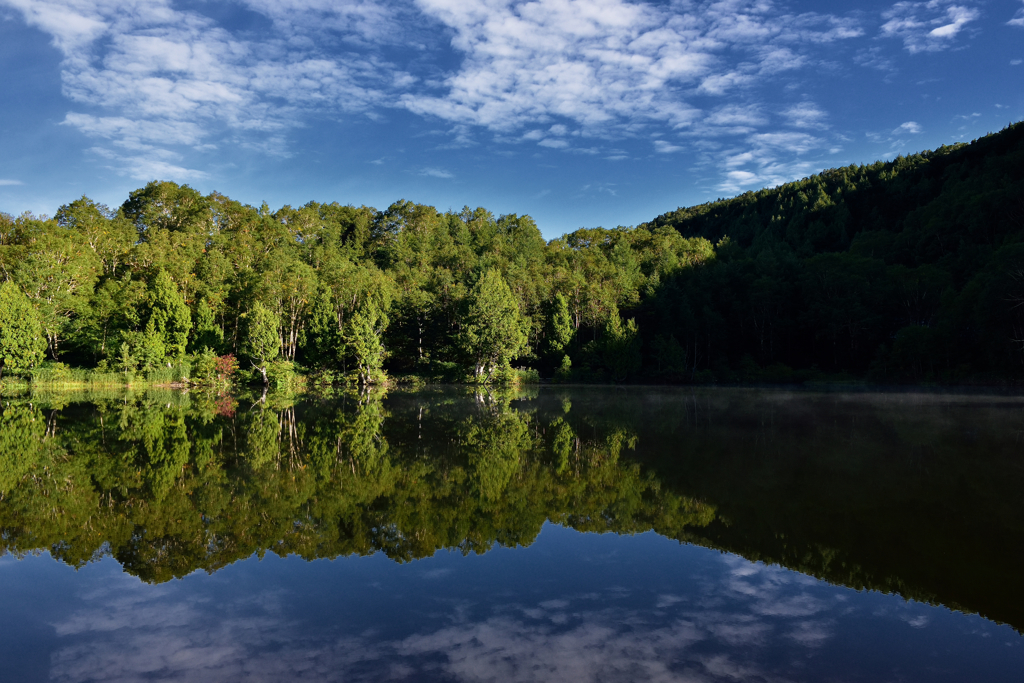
44,551 -> 863,683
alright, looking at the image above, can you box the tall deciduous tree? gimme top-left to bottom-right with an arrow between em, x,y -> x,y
245,301 -> 280,385
0,281 -> 46,378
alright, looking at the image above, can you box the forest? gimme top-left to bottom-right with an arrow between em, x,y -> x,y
1,120 -> 1023,386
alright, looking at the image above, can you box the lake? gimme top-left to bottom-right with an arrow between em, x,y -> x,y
1,386 -> 1022,682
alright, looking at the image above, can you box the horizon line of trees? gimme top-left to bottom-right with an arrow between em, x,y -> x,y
1,120 -> 1023,385
0,181 -> 715,385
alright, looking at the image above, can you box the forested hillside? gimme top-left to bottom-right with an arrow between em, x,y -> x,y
1,121 -> 1022,385
641,121 -> 1024,383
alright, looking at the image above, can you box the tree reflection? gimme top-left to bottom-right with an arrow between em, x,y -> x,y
0,389 -> 714,583
5,387 -> 1024,632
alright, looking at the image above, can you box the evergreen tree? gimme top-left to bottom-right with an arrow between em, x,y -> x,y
346,299 -> 388,385
549,292 -> 574,371
191,298 -> 223,353
550,293 -> 574,351
601,313 -> 641,382
464,269 -> 530,382
0,281 -> 46,378
305,286 -> 342,369
149,270 -> 191,360
133,320 -> 167,371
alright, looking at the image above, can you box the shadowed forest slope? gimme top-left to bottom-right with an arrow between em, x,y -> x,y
638,121 -> 1024,383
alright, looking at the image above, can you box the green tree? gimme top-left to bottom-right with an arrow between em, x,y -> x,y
191,298 -> 223,352
0,281 -> 46,378
139,321 -> 168,370
464,269 -> 530,382
550,292 -> 574,352
9,216 -> 99,358
601,313 -> 642,382
149,270 -> 192,360
245,301 -> 280,385
549,292 -> 574,372
346,300 -> 389,385
304,286 -> 343,370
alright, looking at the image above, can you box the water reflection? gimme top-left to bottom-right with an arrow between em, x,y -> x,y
7,526 -> 1019,683
2,386 -> 1024,680
0,387 -> 713,581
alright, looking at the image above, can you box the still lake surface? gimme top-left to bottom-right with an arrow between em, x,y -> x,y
0,386 -> 1022,682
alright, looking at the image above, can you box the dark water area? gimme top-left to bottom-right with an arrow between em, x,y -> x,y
1,386 -> 1022,681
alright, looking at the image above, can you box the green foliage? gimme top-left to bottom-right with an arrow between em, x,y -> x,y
191,347 -> 218,383
304,286 -> 342,370
130,320 -> 167,371
116,341 -> 136,375
0,281 -> 46,377
601,314 -> 642,382
145,361 -> 191,385
345,296 -> 389,385
549,292 -> 574,356
464,269 -> 530,382
0,390 -> 719,580
650,334 -> 687,379
245,301 -> 281,384
192,298 -> 223,352
5,122 -> 1024,385
148,270 -> 192,359
267,359 -> 303,392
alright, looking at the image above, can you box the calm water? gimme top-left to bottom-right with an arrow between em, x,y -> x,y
1,386 -> 1022,682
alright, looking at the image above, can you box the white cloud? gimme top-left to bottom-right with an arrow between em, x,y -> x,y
538,138 -> 570,149
706,104 -> 767,129
881,0 -> 981,53
749,131 -> 823,154
0,0 -> 865,188
421,166 -> 455,178
46,550 -> 854,683
785,620 -> 833,647
88,145 -> 210,182
1,0 -> 390,181
1009,2 -> 1024,28
783,102 -> 828,129
654,139 -> 683,153
403,0 -> 862,138
0,179 -> 24,186
713,131 -> 826,193
62,113 -> 206,147
240,0 -> 398,44
895,120 -> 922,133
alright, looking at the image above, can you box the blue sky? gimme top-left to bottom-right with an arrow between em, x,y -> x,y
0,0 -> 1022,238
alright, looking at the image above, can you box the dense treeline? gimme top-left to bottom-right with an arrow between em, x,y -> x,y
2,121 -> 1023,384
642,121 -> 1024,383
0,182 -> 712,385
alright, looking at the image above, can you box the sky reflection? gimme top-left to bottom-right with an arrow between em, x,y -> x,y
2,523 -> 1020,683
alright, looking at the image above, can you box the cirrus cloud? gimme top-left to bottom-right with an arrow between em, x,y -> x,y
402,0 -> 863,143
880,0 -> 981,53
